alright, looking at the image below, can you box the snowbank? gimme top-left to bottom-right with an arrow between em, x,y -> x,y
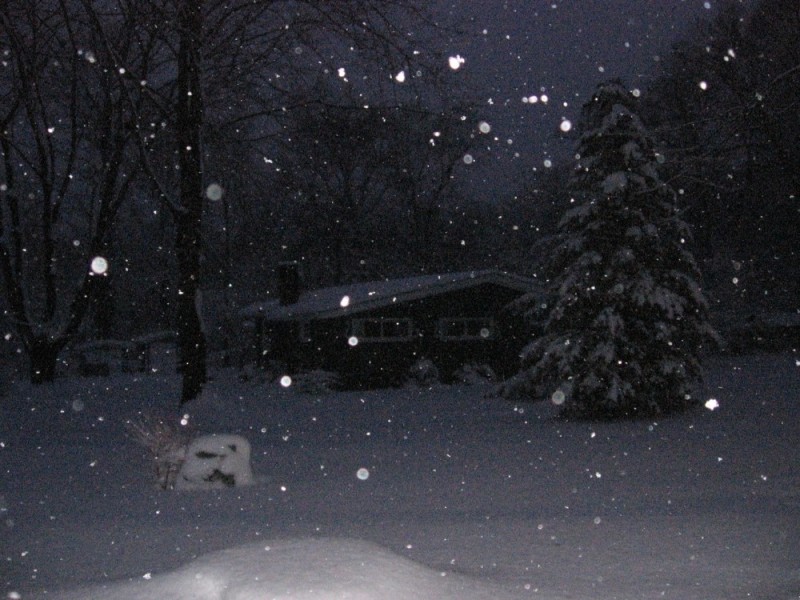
46,537 -> 524,600
2,355 -> 798,600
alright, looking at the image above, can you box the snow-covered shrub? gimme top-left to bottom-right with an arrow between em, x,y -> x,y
501,80 -> 717,419
453,363 -> 496,385
290,369 -> 341,394
176,434 -> 253,490
125,412 -> 190,490
406,358 -> 440,387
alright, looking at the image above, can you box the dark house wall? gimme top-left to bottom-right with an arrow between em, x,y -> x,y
252,282 -> 533,387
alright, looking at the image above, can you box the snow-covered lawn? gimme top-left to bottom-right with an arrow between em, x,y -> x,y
1,354 -> 798,599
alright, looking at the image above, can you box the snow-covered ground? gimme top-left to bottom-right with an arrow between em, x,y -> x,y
1,353 -> 798,599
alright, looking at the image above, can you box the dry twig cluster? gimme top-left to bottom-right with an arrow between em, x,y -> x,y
126,413 -> 190,489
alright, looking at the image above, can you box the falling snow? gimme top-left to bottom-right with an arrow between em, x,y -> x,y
448,55 -> 465,70
90,256 -> 108,275
551,389 -> 566,405
205,183 -> 223,201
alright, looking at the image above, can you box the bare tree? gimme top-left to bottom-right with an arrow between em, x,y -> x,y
172,0 -> 207,402
274,103 -> 400,285
0,0 -> 142,382
384,101 -> 477,273
645,0 -> 800,307
82,0 -> 446,403
272,89 -> 477,286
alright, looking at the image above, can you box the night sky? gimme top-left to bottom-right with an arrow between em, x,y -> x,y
433,0 -> 715,196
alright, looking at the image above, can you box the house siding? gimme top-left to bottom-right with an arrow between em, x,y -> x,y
244,277 -> 538,388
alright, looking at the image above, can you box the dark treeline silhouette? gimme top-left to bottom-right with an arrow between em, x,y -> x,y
2,0 -> 795,396
0,0 -> 485,399
643,0 -> 799,314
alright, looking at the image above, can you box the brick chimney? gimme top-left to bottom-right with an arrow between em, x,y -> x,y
277,261 -> 302,305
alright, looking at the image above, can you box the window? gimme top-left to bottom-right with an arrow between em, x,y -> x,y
437,317 -> 494,341
349,317 -> 415,342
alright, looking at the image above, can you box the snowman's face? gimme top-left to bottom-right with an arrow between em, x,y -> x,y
177,434 -> 253,490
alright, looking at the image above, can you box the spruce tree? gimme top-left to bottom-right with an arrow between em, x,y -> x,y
504,80 -> 716,419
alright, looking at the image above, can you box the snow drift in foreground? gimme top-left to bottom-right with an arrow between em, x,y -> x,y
47,537 -> 528,600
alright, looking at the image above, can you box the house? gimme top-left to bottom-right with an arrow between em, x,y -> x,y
239,265 -> 543,387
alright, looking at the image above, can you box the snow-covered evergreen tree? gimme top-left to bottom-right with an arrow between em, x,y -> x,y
503,80 -> 716,419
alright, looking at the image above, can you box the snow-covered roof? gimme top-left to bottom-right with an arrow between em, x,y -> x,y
239,269 -> 539,322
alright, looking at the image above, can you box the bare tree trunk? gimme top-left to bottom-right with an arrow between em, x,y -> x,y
176,0 -> 207,404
